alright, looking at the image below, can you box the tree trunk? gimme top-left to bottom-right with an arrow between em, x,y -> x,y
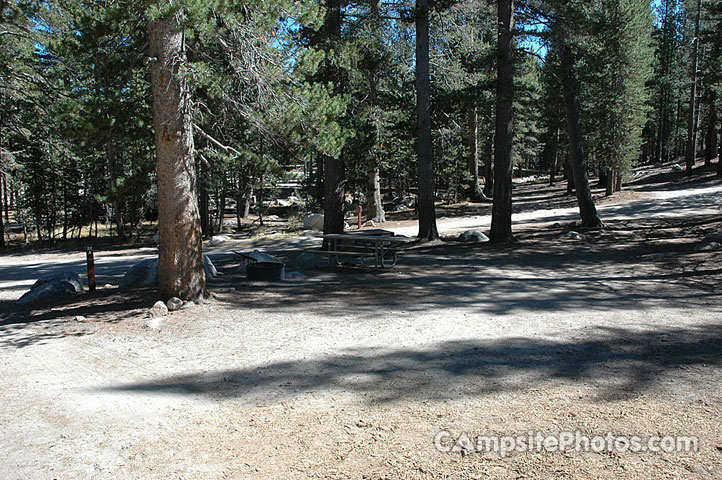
490,0 -> 515,243
200,162 -> 210,238
0,157 -> 4,249
148,10 -> 206,301
550,127 -> 559,186
614,169 -> 622,192
559,43 -> 603,228
415,0 -> 438,241
718,122 -> 722,177
105,141 -> 125,240
2,171 -> 8,222
605,169 -> 613,196
705,93 -> 717,166
217,192 -> 226,233
467,105 -> 486,201
322,0 -> 346,245
366,168 -> 385,222
685,0 -> 702,174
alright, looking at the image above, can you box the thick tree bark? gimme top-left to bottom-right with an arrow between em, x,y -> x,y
322,0 -> 346,244
467,105 -> 486,201
366,168 -> 385,222
415,0 -> 438,241
685,0 -> 702,174
490,0 -> 514,243
148,10 -> 206,301
559,43 -> 603,228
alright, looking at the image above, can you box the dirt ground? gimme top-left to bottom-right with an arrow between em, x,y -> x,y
1,162 -> 722,479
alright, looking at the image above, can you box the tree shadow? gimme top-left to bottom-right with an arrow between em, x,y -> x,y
209,219 -> 721,320
0,286 -> 157,349
103,322 -> 722,404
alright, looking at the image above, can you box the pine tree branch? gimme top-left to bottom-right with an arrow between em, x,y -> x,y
192,124 -> 242,157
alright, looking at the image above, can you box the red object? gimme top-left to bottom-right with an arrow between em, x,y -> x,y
356,205 -> 363,229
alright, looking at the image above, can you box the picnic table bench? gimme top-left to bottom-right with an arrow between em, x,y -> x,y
305,231 -> 415,270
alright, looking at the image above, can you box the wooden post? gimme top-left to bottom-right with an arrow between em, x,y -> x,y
86,246 -> 96,292
356,204 -> 362,229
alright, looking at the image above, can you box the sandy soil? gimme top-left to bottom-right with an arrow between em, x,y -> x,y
1,163 -> 722,479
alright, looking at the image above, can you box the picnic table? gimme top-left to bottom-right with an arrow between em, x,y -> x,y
306,230 -> 415,270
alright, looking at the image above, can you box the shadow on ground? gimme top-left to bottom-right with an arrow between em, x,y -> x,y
0,286 -> 157,349
104,322 -> 722,403
209,216 -> 722,319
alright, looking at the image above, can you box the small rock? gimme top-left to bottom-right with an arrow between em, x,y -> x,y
284,271 -> 308,281
104,284 -> 114,289
166,297 -> 183,311
145,317 -> 163,330
149,300 -> 169,317
552,222 -> 562,228
566,231 -> 583,240
120,258 -> 158,289
694,242 -> 721,252
74,316 -> 86,322
301,213 -> 324,231
208,235 -> 229,246
16,272 -> 84,305
671,164 -> 683,172
458,230 -> 490,243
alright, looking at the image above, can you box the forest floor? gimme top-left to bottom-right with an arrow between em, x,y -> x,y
1,160 -> 722,479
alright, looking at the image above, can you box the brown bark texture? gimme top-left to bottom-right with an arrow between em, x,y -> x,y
490,0 -> 515,243
148,10 -> 206,301
559,43 -> 603,229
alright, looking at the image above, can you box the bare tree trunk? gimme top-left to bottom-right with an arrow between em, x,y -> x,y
467,105 -> 486,201
550,127 -> 559,186
366,168 -> 385,222
415,0 -> 438,241
322,0 -> 346,246
718,122 -> 722,177
605,169 -> 613,196
2,171 -> 9,222
614,169 -> 622,192
705,93 -> 717,166
199,162 -> 210,237
685,0 -> 702,174
148,10 -> 206,301
0,152 -> 4,248
217,192 -> 226,233
490,0 -> 515,243
559,43 -> 603,228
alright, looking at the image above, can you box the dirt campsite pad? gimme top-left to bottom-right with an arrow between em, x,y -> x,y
1,169 -> 722,479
